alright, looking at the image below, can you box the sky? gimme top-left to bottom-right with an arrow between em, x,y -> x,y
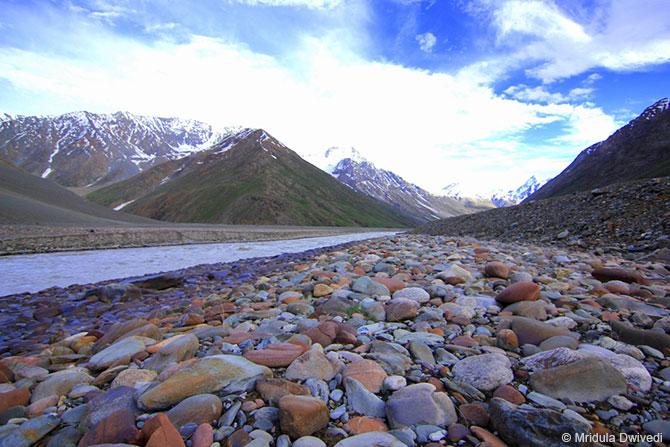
0,0 -> 669,196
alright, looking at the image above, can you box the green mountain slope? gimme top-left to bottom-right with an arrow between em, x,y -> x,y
88,130 -> 416,227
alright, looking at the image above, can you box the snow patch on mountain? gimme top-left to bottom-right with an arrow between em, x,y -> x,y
443,175 -> 549,207
310,147 -> 479,222
0,111 -> 243,186
308,147 -> 365,174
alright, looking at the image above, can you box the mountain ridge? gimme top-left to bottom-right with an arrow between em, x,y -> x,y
529,97 -> 670,200
442,175 -> 548,207
88,130 -> 416,227
308,147 -> 488,222
0,110 -> 237,187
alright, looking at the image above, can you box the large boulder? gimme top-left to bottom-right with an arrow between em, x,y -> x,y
530,357 -> 627,402
137,355 -> 271,410
489,397 -> 591,447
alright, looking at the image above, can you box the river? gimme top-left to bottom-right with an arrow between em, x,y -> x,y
0,231 -> 396,297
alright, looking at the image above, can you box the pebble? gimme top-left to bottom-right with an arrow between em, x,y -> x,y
386,383 -> 457,429
278,395 -> 329,439
452,353 -> 514,391
495,281 -> 540,304
342,360 -> 387,393
293,436 -> 327,447
392,287 -> 430,303
0,234 -> 667,447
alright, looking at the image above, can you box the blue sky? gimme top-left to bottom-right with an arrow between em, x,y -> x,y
0,0 -> 669,195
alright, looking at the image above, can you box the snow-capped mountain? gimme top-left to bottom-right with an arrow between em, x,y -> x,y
310,148 -> 484,223
491,176 -> 547,206
530,97 -> 670,200
0,111 -> 237,187
86,131 -> 415,227
443,175 -> 548,207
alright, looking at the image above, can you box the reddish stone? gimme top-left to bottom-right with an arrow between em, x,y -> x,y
223,332 -> 255,344
342,360 -> 387,393
343,416 -> 388,434
602,311 -> 620,322
385,298 -> 419,322
313,284 -> 333,297
257,378 -> 311,406
251,302 -> 274,311
78,407 -> 141,446
592,268 -> 650,285
496,282 -> 540,304
493,385 -> 525,405
452,335 -> 478,347
428,327 -> 445,337
192,423 -> 214,447
373,277 -> 406,293
0,363 -> 14,383
279,395 -> 329,439
304,321 -> 338,347
334,324 -> 359,345
27,394 -> 59,416
146,416 -> 185,447
243,343 -> 306,367
460,402 -> 489,426
0,387 -> 30,414
496,329 -> 519,350
427,377 -> 445,392
604,281 -> 630,295
138,413 -> 170,444
443,276 -> 466,285
225,428 -> 251,447
470,426 -> 508,447
485,262 -> 510,279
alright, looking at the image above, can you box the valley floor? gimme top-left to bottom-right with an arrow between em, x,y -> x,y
0,224 -> 402,255
0,233 -> 668,446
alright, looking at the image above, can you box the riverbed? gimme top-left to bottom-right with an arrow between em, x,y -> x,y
0,231 -> 396,296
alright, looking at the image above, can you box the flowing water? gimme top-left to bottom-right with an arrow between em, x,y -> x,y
0,231 -> 396,297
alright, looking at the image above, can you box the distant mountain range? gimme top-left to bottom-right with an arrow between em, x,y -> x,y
308,147 -> 487,223
442,175 -> 548,207
530,98 -> 670,200
87,130 -> 416,227
0,111 -> 232,187
13,98 -> 661,229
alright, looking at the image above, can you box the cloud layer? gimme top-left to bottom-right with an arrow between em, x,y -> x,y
0,0 -> 668,195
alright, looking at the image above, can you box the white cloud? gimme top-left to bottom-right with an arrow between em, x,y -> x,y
504,84 -> 594,104
230,0 -> 342,8
0,7 -> 621,196
485,0 -> 670,83
494,0 -> 591,43
416,32 -> 436,52
583,73 -> 602,85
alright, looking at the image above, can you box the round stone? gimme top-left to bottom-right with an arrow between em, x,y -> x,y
452,353 -> 514,391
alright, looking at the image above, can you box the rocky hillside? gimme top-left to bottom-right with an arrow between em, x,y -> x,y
88,130 -> 416,227
1,232 -> 669,446
310,147 -> 487,222
0,158 -> 159,226
0,111 -> 231,187
418,176 -> 670,255
530,98 -> 670,200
